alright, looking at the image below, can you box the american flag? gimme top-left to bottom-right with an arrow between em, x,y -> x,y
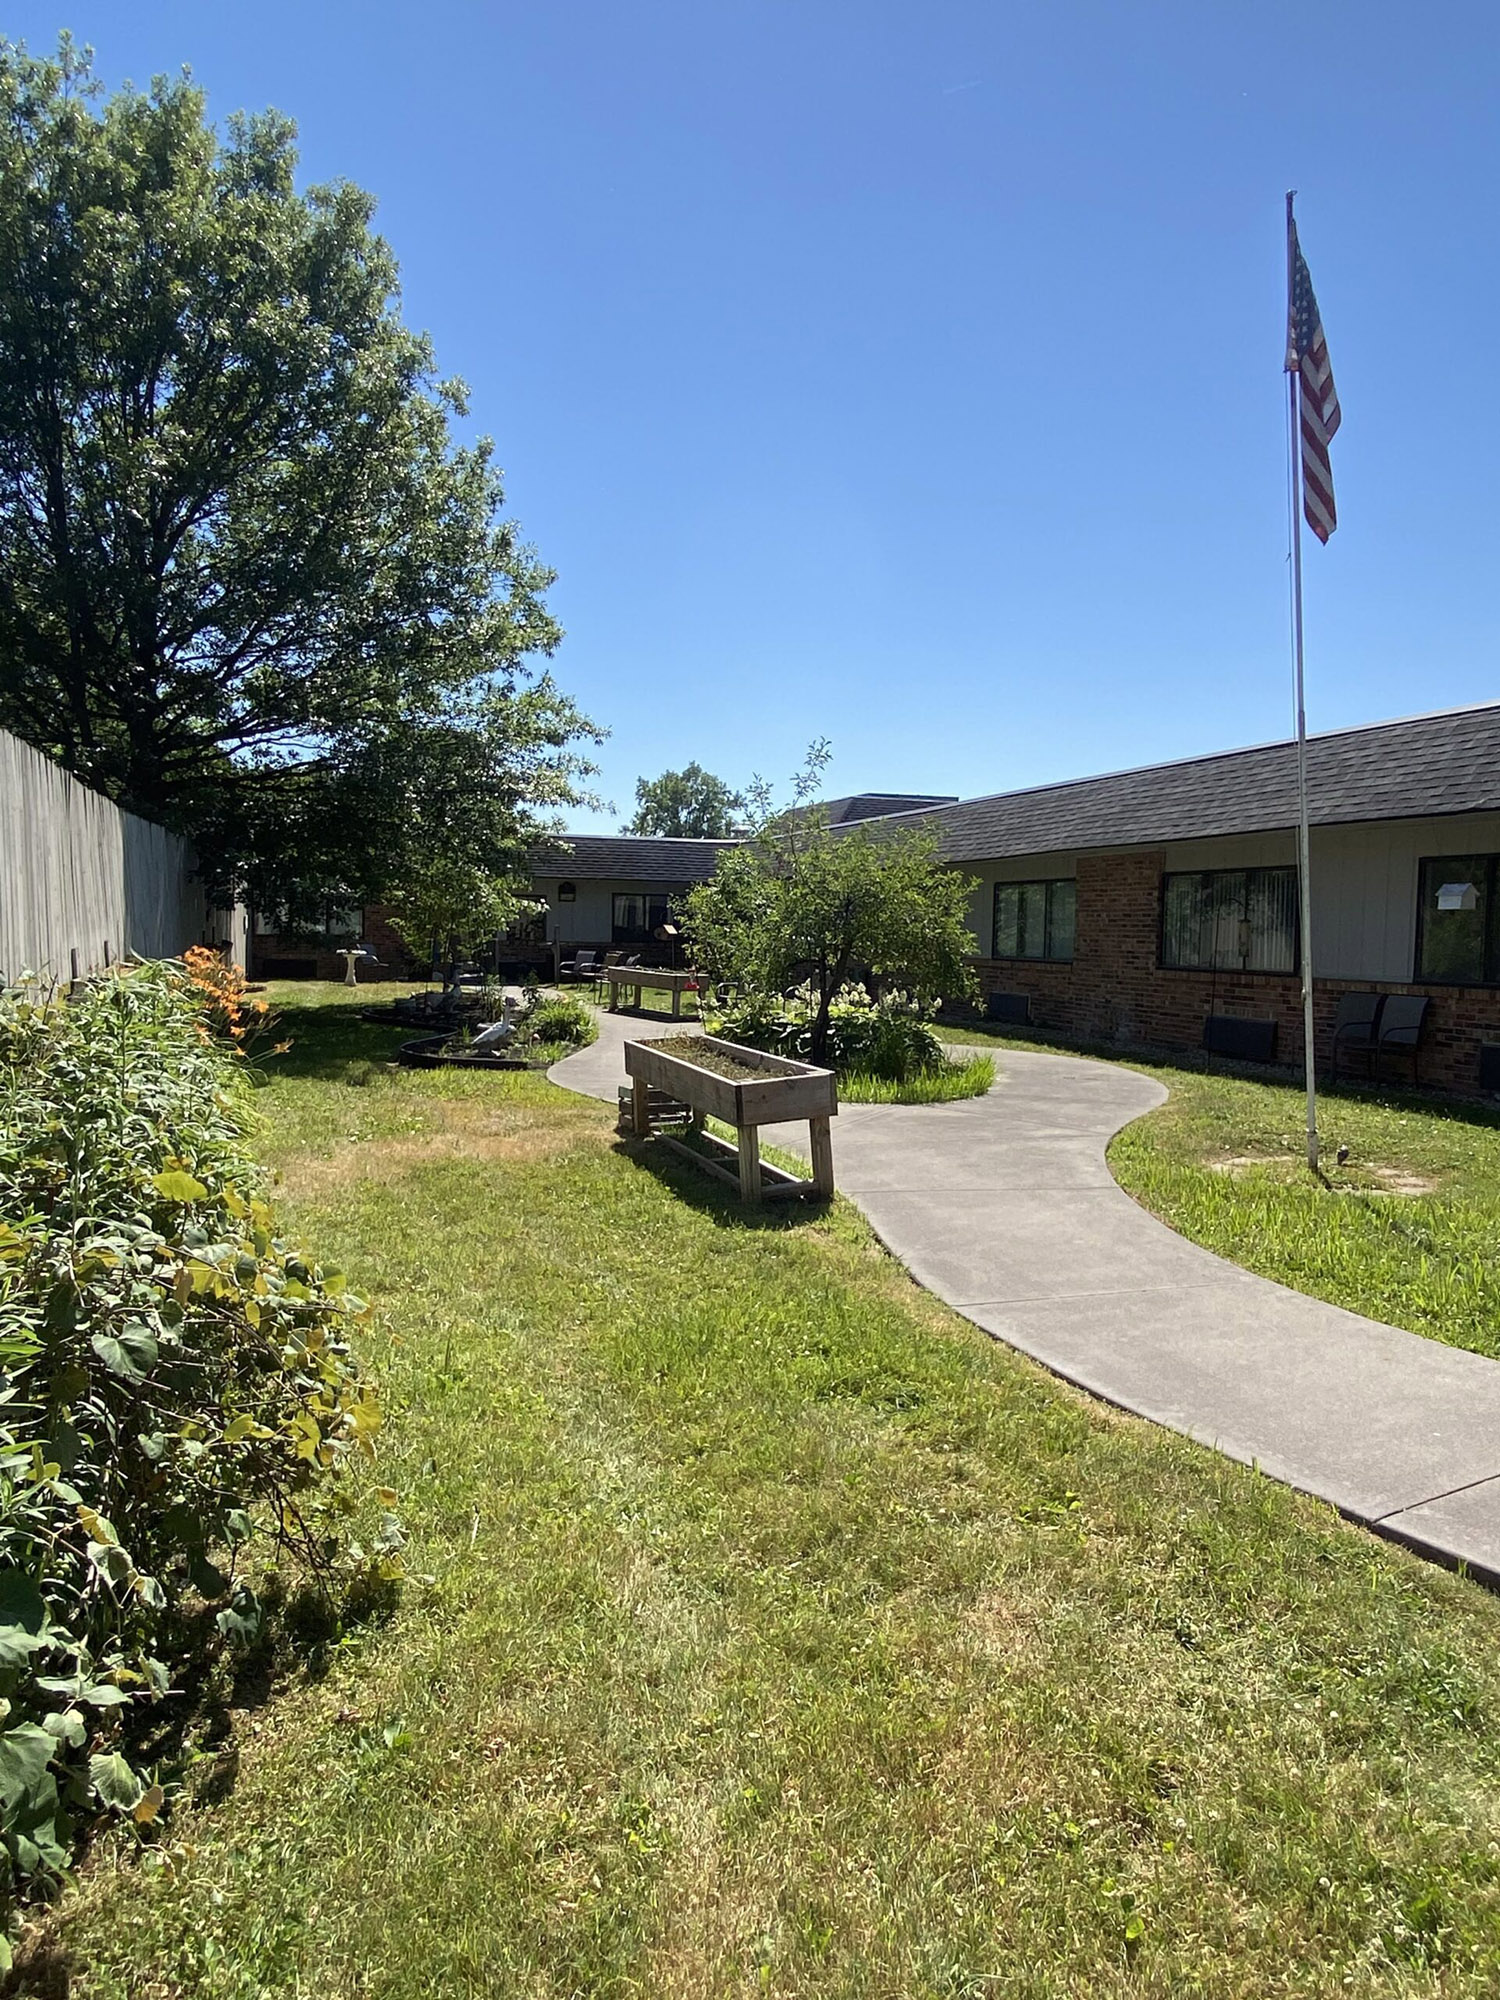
1285,223 -> 1341,543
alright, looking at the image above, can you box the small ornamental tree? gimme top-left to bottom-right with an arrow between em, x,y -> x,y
625,763 -> 744,839
385,861 -> 539,987
678,745 -> 977,1066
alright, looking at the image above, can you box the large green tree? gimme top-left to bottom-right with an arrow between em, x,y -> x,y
625,762 -> 743,839
679,745 -> 977,1065
0,37 -> 596,906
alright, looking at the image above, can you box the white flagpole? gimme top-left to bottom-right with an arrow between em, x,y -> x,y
1285,190 -> 1319,1175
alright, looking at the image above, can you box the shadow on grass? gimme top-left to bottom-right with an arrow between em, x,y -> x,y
250,1001 -> 412,1084
942,1017 -> 1500,1133
614,1131 -> 829,1234
0,1575 -> 399,2000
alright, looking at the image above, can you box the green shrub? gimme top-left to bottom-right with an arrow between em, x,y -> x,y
523,992 -> 596,1050
0,964 -> 386,1920
712,986 -> 946,1082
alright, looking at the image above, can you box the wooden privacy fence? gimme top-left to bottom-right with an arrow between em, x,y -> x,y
0,728 -> 232,985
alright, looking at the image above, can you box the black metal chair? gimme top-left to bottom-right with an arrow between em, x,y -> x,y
558,948 -> 598,983
1330,991 -> 1383,1079
1375,994 -> 1429,1086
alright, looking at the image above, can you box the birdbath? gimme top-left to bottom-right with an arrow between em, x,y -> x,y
338,948 -> 364,988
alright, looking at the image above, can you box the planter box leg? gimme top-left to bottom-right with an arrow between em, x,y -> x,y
737,1124 -> 762,1204
671,986 -> 681,1018
809,1114 -> 835,1198
632,1075 -> 651,1138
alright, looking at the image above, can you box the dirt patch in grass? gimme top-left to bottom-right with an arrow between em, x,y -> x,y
276,1089 -> 605,1196
1367,1163 -> 1441,1196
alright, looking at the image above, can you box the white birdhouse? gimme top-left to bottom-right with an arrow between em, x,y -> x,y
1436,881 -> 1479,913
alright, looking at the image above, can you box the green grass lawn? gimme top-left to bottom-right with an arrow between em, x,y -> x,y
44,989 -> 1500,1997
942,1022 -> 1500,1360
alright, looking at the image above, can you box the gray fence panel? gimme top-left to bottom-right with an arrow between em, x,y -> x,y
0,728 -> 233,983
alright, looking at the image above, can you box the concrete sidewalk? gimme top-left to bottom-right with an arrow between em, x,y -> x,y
551,1010 -> 1500,1585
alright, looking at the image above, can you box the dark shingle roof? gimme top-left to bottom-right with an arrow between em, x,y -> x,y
861,703 -> 1500,862
531,835 -> 734,884
818,791 -> 959,825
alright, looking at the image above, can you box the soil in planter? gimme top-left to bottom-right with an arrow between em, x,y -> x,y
647,1036 -> 772,1084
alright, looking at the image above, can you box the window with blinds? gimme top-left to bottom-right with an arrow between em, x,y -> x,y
1160,868 -> 1297,973
992,879 -> 1076,962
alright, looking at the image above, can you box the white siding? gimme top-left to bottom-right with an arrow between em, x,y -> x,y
534,877 -> 697,945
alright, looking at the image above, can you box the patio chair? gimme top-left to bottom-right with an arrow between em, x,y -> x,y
558,947 -> 598,983
1375,994 -> 1429,1085
1330,991 -> 1383,1080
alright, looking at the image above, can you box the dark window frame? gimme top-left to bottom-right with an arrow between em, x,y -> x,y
611,890 -> 672,944
1415,853 -> 1500,986
1158,866 -> 1299,975
991,878 -> 1077,963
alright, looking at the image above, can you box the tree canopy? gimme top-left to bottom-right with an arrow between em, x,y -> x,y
678,746 -> 976,1065
624,762 -> 743,839
0,37 -> 597,908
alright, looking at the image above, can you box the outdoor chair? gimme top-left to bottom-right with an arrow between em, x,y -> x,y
1375,994 -> 1429,1085
559,948 -> 597,983
1330,991 -> 1383,1080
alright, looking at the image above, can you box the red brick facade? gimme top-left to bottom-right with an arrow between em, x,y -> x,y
971,850 -> 1500,1094
250,905 -> 552,983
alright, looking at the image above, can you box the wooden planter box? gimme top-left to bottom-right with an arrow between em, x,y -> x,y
623,1035 -> 837,1203
604,966 -> 699,1018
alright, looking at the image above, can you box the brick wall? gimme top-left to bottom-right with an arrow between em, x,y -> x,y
249,905 -> 552,982
970,848 -> 1500,1094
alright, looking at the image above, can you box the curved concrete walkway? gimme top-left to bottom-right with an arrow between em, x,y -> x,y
552,1011 -> 1500,1585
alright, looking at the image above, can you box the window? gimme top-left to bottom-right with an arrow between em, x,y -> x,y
992,879 -> 1076,961
253,905 -> 361,943
1416,855 -> 1500,984
1161,868 -> 1297,973
612,891 -> 671,943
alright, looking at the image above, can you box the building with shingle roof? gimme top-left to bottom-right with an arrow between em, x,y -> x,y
851,701 -> 1500,1094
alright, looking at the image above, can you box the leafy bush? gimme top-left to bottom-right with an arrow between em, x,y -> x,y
521,991 -> 596,1050
711,985 -> 946,1082
0,964 -> 386,1921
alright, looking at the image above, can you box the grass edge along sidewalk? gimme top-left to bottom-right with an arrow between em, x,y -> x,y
47,987 -> 1500,1997
943,1021 -> 1500,1364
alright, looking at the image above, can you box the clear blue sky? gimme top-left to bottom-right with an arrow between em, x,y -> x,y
10,3 -> 1498,830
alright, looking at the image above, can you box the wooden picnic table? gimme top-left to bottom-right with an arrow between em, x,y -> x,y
603,965 -> 698,1019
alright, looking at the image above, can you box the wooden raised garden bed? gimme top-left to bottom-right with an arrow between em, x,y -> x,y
623,1034 -> 837,1204
604,966 -> 699,1018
